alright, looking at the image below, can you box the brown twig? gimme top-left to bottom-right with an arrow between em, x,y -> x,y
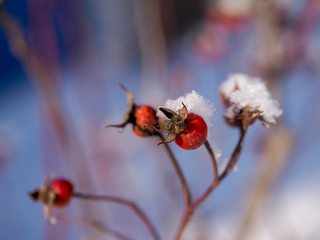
219,127 -> 247,181
205,140 -> 219,182
56,213 -> 133,240
73,192 -> 160,240
174,129 -> 247,240
159,134 -> 192,206
0,6 -> 100,228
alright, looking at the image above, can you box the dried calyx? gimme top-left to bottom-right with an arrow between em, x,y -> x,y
224,105 -> 263,130
105,84 -> 135,129
105,84 -> 158,137
29,177 -> 56,221
151,103 -> 188,145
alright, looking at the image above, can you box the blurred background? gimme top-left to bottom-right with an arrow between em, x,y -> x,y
0,0 -> 320,239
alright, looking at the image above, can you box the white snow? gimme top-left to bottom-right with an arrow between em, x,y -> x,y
219,73 -> 283,123
157,90 -> 215,128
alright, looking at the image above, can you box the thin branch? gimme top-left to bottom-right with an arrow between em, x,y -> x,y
56,213 -> 133,240
204,140 -> 219,182
159,134 -> 192,206
73,192 -> 160,240
0,6 -> 99,224
219,127 -> 247,181
174,128 -> 248,240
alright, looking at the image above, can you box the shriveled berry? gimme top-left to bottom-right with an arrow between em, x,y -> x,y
49,178 -> 74,207
133,105 -> 158,137
174,113 -> 207,150
106,85 -> 158,137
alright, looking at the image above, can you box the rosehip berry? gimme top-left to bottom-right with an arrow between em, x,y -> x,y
174,113 -> 207,150
49,178 -> 74,207
154,103 -> 208,150
133,105 -> 158,137
106,84 -> 159,137
29,177 -> 74,220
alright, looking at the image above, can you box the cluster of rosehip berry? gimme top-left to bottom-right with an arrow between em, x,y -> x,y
30,76 -> 282,239
106,84 -> 208,150
29,85 -> 209,239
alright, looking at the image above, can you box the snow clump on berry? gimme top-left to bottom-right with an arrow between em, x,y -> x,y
157,90 -> 215,128
219,73 -> 283,124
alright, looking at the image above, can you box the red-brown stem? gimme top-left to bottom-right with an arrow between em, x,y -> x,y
159,134 -> 192,206
219,127 -> 247,181
73,192 -> 160,240
56,213 -> 133,240
174,129 -> 247,240
204,140 -> 219,182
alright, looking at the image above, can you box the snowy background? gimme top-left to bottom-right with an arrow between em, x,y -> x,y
1,0 -> 320,239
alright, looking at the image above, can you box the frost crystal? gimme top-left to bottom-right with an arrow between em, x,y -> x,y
220,73 -> 283,124
157,90 -> 215,128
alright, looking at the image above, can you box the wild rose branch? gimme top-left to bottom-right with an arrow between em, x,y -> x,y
29,73 -> 282,240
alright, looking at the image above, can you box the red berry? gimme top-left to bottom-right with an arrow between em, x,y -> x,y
133,105 -> 158,137
105,86 -> 159,137
49,178 -> 74,207
174,113 -> 207,150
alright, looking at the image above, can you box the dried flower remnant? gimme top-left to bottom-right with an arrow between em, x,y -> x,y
219,73 -> 283,128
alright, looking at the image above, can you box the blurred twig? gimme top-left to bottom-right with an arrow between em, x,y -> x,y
0,5 -> 98,233
237,127 -> 295,240
0,8 -> 68,143
132,0 -> 168,100
73,192 -> 160,240
0,4 -> 95,186
252,0 -> 320,77
56,213 -> 133,240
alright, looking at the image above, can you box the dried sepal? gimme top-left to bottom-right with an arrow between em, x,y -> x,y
156,103 -> 188,145
29,176 -> 56,221
223,105 -> 264,131
158,107 -> 175,119
119,84 -> 134,110
157,133 -> 177,146
105,84 -> 135,130
178,102 -> 188,120
43,190 -> 56,221
148,120 -> 169,133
